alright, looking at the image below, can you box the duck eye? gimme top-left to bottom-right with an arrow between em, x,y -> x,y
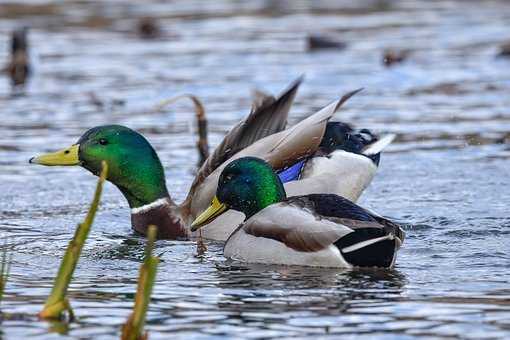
224,174 -> 233,181
98,138 -> 108,146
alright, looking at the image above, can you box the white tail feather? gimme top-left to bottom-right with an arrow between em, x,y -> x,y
341,234 -> 394,253
362,134 -> 396,156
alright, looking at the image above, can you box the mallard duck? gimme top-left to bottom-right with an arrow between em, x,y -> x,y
29,84 -> 392,241
198,95 -> 395,240
4,27 -> 30,88
191,157 -> 405,268
28,79 -> 299,239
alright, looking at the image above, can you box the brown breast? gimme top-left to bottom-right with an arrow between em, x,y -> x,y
131,202 -> 188,239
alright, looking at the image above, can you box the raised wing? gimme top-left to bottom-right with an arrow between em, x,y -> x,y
191,77 -> 303,191
182,90 -> 362,221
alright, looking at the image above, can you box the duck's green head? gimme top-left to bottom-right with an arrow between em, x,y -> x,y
30,125 -> 169,208
191,157 -> 286,231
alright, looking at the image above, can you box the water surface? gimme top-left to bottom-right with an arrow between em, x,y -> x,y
0,0 -> 509,338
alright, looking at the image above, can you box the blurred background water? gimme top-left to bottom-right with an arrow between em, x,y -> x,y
0,0 -> 510,338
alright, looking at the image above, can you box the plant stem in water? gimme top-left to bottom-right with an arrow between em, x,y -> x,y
39,161 -> 108,320
121,225 -> 159,340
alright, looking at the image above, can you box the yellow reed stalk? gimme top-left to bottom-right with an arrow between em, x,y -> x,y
0,242 -> 12,304
39,161 -> 108,320
121,225 -> 159,340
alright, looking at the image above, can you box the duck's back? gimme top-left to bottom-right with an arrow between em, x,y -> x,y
285,153 -> 377,202
280,122 -> 383,202
224,194 -> 404,268
296,194 -> 403,268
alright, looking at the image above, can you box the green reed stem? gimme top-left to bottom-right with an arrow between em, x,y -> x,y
39,161 -> 108,320
0,243 -> 12,304
121,225 -> 159,340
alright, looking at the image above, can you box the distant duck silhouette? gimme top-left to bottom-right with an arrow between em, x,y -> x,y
307,35 -> 347,51
382,49 -> 409,67
137,17 -> 161,39
497,41 -> 510,58
6,27 -> 31,89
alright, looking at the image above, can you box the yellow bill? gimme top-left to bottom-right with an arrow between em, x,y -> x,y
29,144 -> 80,166
190,196 -> 227,232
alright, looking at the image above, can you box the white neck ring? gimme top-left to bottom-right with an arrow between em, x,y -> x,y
131,198 -> 168,214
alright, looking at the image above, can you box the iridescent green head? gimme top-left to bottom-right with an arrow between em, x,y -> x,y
30,125 -> 169,208
217,157 -> 286,217
191,157 -> 286,230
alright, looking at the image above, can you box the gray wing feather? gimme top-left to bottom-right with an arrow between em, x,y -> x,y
189,77 -> 302,196
244,201 -> 353,252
